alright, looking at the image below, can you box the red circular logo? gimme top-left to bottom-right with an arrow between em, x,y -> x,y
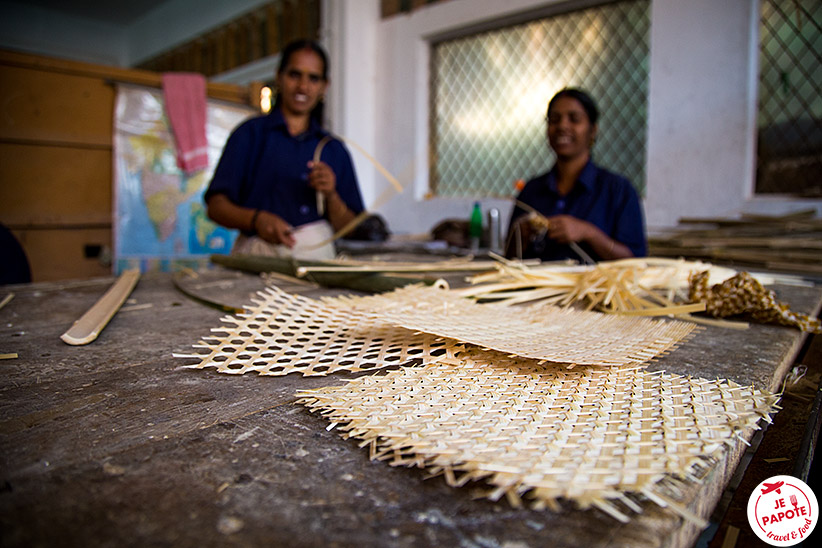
747,475 -> 818,546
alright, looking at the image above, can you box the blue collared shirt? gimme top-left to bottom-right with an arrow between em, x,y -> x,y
507,161 -> 647,261
205,108 -> 365,232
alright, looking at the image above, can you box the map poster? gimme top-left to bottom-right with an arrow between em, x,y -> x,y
113,84 -> 254,274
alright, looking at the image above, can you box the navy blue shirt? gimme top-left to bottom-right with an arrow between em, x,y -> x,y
205,108 -> 365,233
507,161 -> 647,261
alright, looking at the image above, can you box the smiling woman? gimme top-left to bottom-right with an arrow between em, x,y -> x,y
204,39 -> 366,260
505,88 -> 648,263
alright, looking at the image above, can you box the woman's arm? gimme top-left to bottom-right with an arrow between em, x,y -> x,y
206,194 -> 295,247
545,215 -> 634,260
307,160 -> 357,230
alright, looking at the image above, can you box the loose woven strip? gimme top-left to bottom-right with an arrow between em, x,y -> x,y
175,285 -> 466,376
297,349 -> 779,523
689,271 -> 821,333
334,284 -> 699,367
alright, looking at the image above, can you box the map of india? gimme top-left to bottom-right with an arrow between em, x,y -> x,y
114,85 -> 253,272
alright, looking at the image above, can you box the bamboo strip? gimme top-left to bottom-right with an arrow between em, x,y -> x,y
295,261 -> 498,277
300,131 -> 406,251
171,270 -> 246,314
211,254 -> 438,293
60,269 -> 140,345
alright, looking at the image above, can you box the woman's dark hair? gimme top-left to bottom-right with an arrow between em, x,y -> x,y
273,39 -> 329,126
547,87 -> 599,126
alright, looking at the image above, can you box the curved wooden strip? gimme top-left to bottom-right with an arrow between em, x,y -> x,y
60,269 -> 140,345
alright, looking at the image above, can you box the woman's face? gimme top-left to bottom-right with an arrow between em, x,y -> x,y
276,48 -> 327,117
546,96 -> 597,161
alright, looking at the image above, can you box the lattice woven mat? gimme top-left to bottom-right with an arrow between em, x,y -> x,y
175,285 -> 465,376
298,348 -> 778,523
177,284 -> 700,376
332,284 -> 699,367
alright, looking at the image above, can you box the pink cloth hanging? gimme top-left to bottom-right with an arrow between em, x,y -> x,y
162,72 -> 208,174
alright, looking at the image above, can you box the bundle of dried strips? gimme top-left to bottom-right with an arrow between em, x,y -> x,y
458,257 -> 773,328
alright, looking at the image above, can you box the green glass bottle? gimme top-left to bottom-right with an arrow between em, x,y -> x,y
469,201 -> 483,253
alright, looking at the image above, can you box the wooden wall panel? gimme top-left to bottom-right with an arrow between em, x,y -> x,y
0,49 -> 252,283
0,65 -> 113,146
0,143 -> 111,226
12,227 -> 112,282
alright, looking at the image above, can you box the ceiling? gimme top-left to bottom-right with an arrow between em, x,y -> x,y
21,0 -> 171,25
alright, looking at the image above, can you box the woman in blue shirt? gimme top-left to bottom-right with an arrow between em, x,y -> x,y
205,40 -> 365,259
505,88 -> 647,263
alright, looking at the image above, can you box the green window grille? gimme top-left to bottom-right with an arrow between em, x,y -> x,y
757,0 -> 822,197
429,0 -> 650,198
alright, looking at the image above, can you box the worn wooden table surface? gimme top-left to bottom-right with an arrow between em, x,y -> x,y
1,267 -> 820,548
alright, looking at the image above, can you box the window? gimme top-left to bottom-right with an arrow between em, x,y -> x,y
757,0 -> 821,197
429,0 -> 650,198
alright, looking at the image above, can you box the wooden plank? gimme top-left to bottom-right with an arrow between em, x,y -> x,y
0,49 -> 252,105
265,3 -> 281,56
12,227 -> 112,282
281,0 -> 298,45
0,143 -> 111,226
0,64 -> 113,146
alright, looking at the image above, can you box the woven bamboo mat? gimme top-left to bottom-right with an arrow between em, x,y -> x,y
174,285 -> 466,376
177,284 -> 699,375
297,348 -> 778,523
335,284 -> 700,367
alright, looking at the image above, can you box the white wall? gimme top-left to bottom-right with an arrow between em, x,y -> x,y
644,0 -> 758,228
322,0 -> 381,207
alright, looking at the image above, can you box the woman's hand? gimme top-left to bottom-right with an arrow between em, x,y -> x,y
307,160 -> 336,196
546,214 -> 633,260
254,210 -> 295,248
545,214 -> 594,244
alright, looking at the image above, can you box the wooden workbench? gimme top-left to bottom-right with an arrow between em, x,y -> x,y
1,267 -> 820,548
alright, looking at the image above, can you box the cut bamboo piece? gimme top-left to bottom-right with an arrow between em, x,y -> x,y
211,254 -> 437,293
60,269 -> 140,346
0,293 -> 13,311
294,261 -> 498,278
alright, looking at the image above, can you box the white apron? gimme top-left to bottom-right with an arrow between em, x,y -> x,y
230,219 -> 336,261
